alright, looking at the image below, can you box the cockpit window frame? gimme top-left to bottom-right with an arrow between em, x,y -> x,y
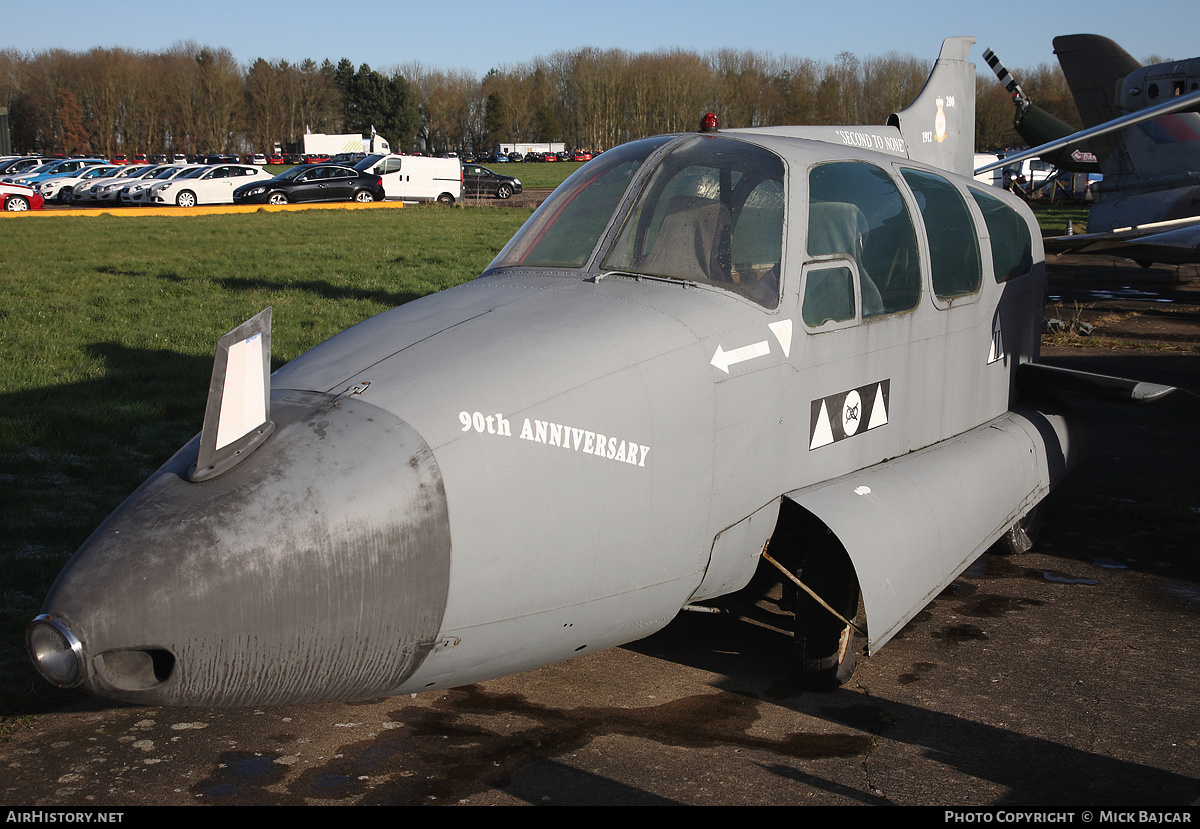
801,256 -> 863,333
601,134 -> 787,309
485,136 -> 675,273
805,159 -> 922,321
897,165 -> 984,309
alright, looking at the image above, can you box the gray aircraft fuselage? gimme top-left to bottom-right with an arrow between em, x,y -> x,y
29,38 -> 1083,707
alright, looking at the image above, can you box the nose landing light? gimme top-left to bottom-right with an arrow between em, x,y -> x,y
27,614 -> 83,688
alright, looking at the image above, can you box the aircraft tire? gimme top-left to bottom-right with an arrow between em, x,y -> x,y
794,552 -> 860,691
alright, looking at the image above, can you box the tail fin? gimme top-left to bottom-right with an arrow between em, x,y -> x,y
729,37 -> 977,177
887,36 -> 976,178
1053,34 -> 1142,127
1055,34 -> 1200,204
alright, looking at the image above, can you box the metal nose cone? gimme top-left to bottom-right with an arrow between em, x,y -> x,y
33,390 -> 452,707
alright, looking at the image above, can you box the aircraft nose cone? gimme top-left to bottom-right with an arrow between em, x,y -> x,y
30,390 -> 451,707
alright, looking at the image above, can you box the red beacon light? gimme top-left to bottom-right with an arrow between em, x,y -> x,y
699,112 -> 720,132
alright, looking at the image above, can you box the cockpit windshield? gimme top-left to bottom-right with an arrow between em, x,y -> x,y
489,134 -> 785,308
603,135 -> 784,308
488,137 -> 671,270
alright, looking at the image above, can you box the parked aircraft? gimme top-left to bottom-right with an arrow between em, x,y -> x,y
981,47 -> 1099,174
27,37 -> 1179,708
978,35 -> 1200,266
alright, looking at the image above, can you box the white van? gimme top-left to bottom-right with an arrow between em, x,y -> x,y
353,154 -> 462,204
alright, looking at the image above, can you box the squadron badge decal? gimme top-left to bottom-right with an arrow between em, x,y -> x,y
810,380 -> 890,450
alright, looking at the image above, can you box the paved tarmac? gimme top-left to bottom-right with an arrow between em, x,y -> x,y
2,256 -> 1198,808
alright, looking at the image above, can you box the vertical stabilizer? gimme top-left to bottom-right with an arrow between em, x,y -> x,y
887,36 -> 976,178
1055,34 -> 1200,230
1053,35 -> 1142,128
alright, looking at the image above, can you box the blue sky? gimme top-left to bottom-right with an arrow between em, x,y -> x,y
5,0 -> 1193,78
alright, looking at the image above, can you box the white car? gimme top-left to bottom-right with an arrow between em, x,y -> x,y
63,166 -> 131,203
75,165 -> 159,204
120,165 -> 205,205
36,164 -> 121,203
151,164 -> 271,207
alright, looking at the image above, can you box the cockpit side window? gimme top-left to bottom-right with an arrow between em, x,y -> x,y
603,136 -> 784,308
802,264 -> 857,328
969,186 -> 1033,282
489,137 -> 671,269
901,168 -> 982,300
808,162 -> 920,318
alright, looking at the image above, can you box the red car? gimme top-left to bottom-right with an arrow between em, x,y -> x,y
573,150 -> 593,162
1,182 -> 45,211
266,154 -> 284,165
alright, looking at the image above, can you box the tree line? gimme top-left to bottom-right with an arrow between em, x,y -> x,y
0,43 -> 1083,157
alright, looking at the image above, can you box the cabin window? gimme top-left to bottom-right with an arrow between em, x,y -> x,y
489,136 -> 671,270
603,135 -> 785,308
969,187 -> 1033,282
901,168 -> 982,300
807,162 -> 920,317
802,264 -> 856,327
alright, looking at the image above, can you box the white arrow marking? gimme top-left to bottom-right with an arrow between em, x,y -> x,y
711,340 -> 771,373
768,319 -> 793,358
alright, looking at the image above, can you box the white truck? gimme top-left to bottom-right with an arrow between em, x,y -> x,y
500,142 -> 565,156
303,133 -> 391,156
354,153 -> 462,204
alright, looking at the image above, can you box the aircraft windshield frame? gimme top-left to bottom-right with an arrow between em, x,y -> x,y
488,134 -> 786,309
603,135 -> 785,308
487,136 -> 673,271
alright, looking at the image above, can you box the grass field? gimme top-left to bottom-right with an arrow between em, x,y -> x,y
0,190 -> 1082,716
0,206 -> 531,712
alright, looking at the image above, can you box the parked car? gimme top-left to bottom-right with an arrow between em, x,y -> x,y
62,165 -> 131,203
0,157 -> 42,179
461,164 -> 522,200
153,164 -> 271,207
266,153 -> 284,166
232,164 -> 385,205
121,165 -> 206,205
77,165 -> 163,204
35,163 -> 121,203
4,157 -> 105,186
0,181 -> 43,211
